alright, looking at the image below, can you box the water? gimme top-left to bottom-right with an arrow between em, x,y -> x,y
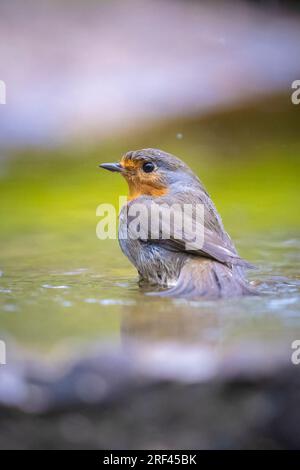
0,207 -> 299,358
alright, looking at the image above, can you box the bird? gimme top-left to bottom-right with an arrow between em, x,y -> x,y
100,148 -> 255,299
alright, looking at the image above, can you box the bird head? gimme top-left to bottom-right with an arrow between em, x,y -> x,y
99,148 -> 201,200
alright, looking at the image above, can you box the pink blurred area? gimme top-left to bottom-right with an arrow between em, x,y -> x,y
0,0 -> 300,147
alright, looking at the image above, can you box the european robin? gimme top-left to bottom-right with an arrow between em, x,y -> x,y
100,148 -> 254,298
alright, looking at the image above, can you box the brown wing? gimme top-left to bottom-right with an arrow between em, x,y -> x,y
127,191 -> 251,268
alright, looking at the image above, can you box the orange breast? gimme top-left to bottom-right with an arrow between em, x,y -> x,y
127,183 -> 168,201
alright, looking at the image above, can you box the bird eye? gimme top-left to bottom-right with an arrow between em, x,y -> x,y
142,162 -> 155,173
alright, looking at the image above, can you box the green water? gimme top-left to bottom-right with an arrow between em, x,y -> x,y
0,97 -> 299,355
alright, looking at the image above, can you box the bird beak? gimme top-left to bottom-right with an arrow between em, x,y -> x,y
99,162 -> 123,173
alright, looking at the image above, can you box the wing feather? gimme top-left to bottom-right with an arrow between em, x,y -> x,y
126,191 -> 252,268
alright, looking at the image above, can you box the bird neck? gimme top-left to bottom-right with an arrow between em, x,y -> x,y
126,180 -> 168,201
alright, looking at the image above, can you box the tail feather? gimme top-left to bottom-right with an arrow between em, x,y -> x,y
149,259 -> 256,299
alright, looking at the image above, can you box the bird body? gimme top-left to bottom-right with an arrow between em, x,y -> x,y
100,148 -> 255,298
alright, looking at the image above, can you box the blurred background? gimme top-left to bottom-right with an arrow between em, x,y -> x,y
0,1 -> 300,448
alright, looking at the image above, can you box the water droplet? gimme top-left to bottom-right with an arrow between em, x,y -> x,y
115,282 -> 130,288
0,287 -> 11,294
84,298 -> 135,306
99,299 -> 135,306
61,268 -> 88,276
42,284 -> 70,289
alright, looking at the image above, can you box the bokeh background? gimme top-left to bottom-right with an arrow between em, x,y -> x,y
1,0 -> 300,451
0,0 -> 300,356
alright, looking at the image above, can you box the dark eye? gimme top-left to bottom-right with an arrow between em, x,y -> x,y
142,162 -> 155,173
